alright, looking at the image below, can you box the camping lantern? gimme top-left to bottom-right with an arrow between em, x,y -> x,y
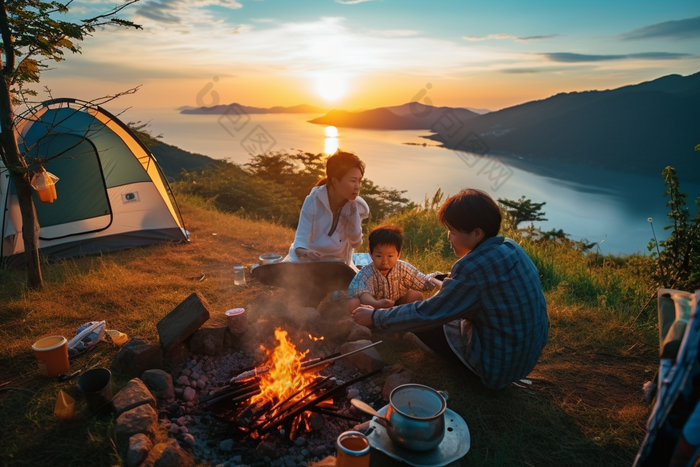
30,167 -> 59,203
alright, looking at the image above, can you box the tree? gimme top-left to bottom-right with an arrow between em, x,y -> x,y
0,0 -> 140,288
648,166 -> 700,290
498,195 -> 548,229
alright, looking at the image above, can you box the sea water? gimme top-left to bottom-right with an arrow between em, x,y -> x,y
123,108 -> 700,255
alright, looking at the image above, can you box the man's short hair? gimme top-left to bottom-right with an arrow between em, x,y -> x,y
369,224 -> 403,254
437,189 -> 501,238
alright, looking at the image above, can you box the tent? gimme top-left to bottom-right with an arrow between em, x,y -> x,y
1,98 -> 189,267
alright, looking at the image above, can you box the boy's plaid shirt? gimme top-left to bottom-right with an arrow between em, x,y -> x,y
348,260 -> 436,301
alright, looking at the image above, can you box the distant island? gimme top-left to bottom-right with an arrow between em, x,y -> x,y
180,103 -> 328,115
307,103 -> 480,130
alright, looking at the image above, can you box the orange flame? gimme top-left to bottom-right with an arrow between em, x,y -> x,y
251,328 -> 314,404
308,333 -> 324,341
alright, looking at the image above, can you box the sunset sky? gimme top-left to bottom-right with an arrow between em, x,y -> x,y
43,0 -> 700,112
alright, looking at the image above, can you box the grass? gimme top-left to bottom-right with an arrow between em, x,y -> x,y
0,193 -> 659,467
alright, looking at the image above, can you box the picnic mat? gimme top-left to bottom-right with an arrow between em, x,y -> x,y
251,260 -> 357,308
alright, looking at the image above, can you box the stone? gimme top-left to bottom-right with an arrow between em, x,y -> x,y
176,376 -> 190,386
256,441 -> 277,458
111,338 -> 163,379
181,433 -> 196,447
307,456 -> 336,467
167,403 -> 183,418
288,306 -> 322,329
142,369 -> 175,401
346,387 -> 360,399
153,439 -> 194,467
347,323 -> 372,342
139,442 -> 167,467
340,340 -> 386,373
126,433 -> 152,467
165,342 -> 191,366
294,437 -> 307,447
318,317 -> 354,342
224,325 -> 259,350
115,404 -> 158,441
307,412 -> 325,431
382,370 -> 414,401
182,387 -> 196,402
189,327 -> 225,356
387,362 -> 405,376
157,292 -> 212,352
219,439 -> 234,452
112,378 -> 156,417
169,424 -> 180,434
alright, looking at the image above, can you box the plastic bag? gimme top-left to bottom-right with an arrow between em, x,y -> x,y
67,321 -> 106,357
30,168 -> 59,203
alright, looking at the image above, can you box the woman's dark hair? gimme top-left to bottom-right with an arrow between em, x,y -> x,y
316,150 -> 365,187
369,224 -> 403,254
437,189 -> 501,238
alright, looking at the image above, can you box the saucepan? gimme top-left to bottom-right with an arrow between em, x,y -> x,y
353,383 -> 448,451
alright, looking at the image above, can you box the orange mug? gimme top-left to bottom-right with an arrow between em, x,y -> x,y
336,431 -> 370,467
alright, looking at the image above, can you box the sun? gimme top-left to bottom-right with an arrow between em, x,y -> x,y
315,73 -> 348,102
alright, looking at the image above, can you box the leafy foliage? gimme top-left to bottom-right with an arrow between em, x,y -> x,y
648,166 -> 700,290
127,121 -> 162,147
498,195 -> 548,229
1,0 -> 141,103
177,160 -> 301,226
245,150 -> 325,202
174,151 -> 412,228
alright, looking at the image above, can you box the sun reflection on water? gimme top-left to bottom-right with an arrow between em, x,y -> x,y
324,126 -> 339,154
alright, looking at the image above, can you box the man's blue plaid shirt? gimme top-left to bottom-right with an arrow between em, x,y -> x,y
372,236 -> 549,389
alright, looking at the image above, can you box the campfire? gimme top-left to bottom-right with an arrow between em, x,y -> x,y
202,327 -> 382,444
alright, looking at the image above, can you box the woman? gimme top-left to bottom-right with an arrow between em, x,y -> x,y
287,151 -> 370,270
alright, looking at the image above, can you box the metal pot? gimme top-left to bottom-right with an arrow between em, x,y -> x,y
259,253 -> 282,265
379,384 -> 448,451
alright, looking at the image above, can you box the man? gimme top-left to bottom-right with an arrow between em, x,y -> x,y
351,188 -> 549,389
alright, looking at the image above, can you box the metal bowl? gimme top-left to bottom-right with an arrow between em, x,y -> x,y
259,253 -> 283,265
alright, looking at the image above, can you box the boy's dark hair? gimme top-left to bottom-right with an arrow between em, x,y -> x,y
437,189 -> 501,238
369,224 -> 403,254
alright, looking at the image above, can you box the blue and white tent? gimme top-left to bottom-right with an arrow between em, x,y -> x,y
1,98 -> 188,267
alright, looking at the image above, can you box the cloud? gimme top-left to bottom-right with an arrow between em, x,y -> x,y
371,29 -> 420,37
335,0 -> 377,4
620,16 -> 700,41
540,52 -> 692,62
500,68 -> 549,74
463,33 -> 558,42
135,0 -> 242,24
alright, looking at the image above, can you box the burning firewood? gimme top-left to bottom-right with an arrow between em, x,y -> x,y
207,327 -> 384,444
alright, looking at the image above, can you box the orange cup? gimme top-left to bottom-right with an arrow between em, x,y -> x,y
32,336 -> 70,378
336,431 -> 370,467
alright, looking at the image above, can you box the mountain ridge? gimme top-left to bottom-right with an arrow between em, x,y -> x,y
181,103 -> 328,115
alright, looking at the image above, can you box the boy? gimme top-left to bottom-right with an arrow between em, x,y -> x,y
350,189 -> 549,390
346,225 -> 442,312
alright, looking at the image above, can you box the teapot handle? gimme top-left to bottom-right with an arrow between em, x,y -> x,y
438,390 -> 449,402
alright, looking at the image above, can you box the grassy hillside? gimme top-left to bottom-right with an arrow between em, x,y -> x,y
0,192 -> 659,467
